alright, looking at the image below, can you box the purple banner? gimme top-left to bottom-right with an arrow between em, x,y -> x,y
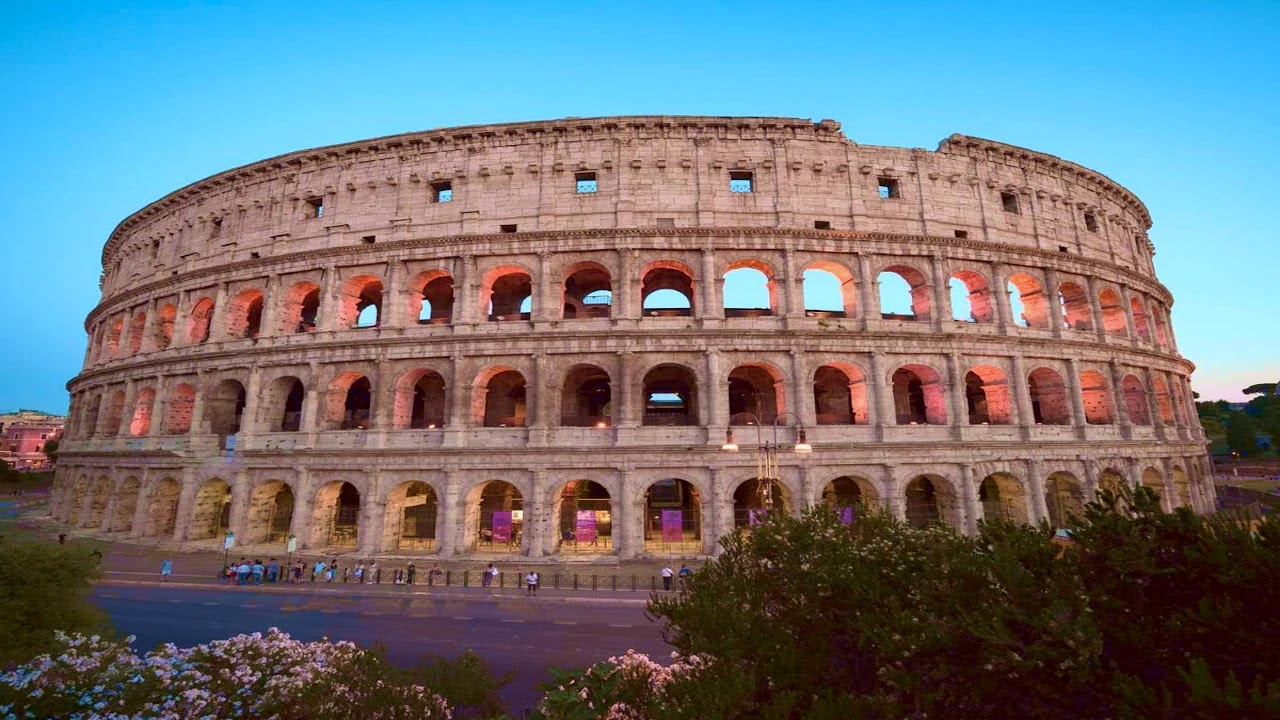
491,511 -> 513,544
575,510 -> 597,543
661,510 -> 683,542
838,506 -> 856,526
748,509 -> 768,526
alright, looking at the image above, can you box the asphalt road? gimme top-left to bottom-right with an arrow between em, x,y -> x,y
91,585 -> 673,714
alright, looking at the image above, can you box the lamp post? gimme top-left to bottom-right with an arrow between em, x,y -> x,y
721,411 -> 812,512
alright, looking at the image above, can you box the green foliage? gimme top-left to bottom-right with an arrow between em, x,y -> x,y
0,539 -> 110,666
404,648 -> 510,719
42,438 -> 58,465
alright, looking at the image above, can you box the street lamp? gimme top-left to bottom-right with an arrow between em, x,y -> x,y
721,411 -> 812,512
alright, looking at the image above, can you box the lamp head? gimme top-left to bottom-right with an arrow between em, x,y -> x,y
721,427 -> 738,452
793,428 -> 812,453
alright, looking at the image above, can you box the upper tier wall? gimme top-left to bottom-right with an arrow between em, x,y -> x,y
98,116 -> 1155,300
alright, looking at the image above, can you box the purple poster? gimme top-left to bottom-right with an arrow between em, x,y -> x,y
749,509 -> 768,526
575,510 -> 597,543
838,506 -> 856,526
491,511 -> 513,543
661,510 -> 683,542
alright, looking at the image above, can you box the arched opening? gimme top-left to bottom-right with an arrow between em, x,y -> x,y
110,477 -> 142,533
723,263 -> 775,318
263,376 -> 305,432
1152,306 -> 1170,346
246,481 -> 294,545
978,473 -> 1029,524
1122,374 -> 1151,425
1028,367 -> 1070,425
85,477 -> 111,528
203,379 -> 247,438
965,366 -> 1013,425
642,364 -> 699,426
385,481 -> 438,552
336,275 -> 383,328
1007,273 -> 1049,328
127,312 -> 146,355
189,478 -> 231,541
476,369 -> 527,427
153,304 -> 176,349
188,298 -> 215,344
556,480 -> 613,553
281,281 -> 321,334
312,481 -> 360,547
1098,288 -> 1127,336
892,364 -> 947,425
326,374 -> 372,430
471,480 -> 523,553
394,369 -> 447,430
481,267 -> 532,321
878,265 -> 931,321
733,478 -> 789,529
1141,467 -> 1164,505
949,270 -> 994,323
1059,282 -> 1092,331
1129,297 -> 1152,342
227,289 -> 265,339
165,383 -> 196,434
409,271 -> 455,325
822,476 -> 876,524
803,263 -> 856,318
1171,467 -> 1190,509
1098,468 -> 1127,498
67,477 -> 88,525
146,478 -> 181,538
643,479 -> 702,553
560,365 -> 612,427
128,388 -> 156,436
1080,370 -> 1113,424
1152,376 -> 1175,425
107,318 -> 124,358
813,364 -> 869,425
904,475 -> 961,529
728,364 -> 783,424
104,390 -> 126,436
1045,472 -> 1085,528
562,262 -> 613,319
82,395 -> 102,438
641,262 -> 695,317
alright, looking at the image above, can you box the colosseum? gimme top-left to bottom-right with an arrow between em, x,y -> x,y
51,115 -> 1212,560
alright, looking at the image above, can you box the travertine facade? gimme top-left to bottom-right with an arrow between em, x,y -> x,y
52,116 -> 1210,558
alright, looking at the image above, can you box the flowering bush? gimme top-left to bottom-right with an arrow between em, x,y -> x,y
0,628 -> 454,719
533,649 -> 712,719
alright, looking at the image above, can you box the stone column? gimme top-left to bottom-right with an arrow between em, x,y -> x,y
1109,360 -> 1133,432
209,281 -> 230,342
240,366 -> 264,439
929,254 -> 950,331
318,266 -> 340,332
119,379 -> 138,437
782,248 -> 803,320
705,349 -> 726,430
959,465 -> 979,534
444,354 -> 469,448
706,467 -> 724,556
536,251 -> 556,323
618,469 -> 639,559
371,360 -> 393,432
855,252 -> 874,330
1164,307 -> 1180,353
528,470 -> 548,557
1026,458 -> 1048,524
357,472 -> 385,556
1120,285 -> 1139,343
288,468 -> 313,549
870,351 -> 893,433
456,255 -> 477,325
149,376 -> 169,437
171,291 -> 190,347
100,479 -> 120,533
260,274 -> 281,339
1065,359 -> 1088,428
529,354 -> 551,446
1009,354 -> 1034,430
138,300 -> 158,353
882,465 -> 903,520
227,470 -> 252,540
1085,276 -> 1106,342
700,248 -> 720,322
129,477 -> 153,538
172,471 -> 200,542
789,349 -> 812,427
615,351 -> 637,429
1044,267 -> 1064,338
1144,368 -> 1165,432
437,471 -> 462,556
383,260 -> 405,329
990,261 -> 1011,333
615,248 -> 637,321
948,353 -> 968,432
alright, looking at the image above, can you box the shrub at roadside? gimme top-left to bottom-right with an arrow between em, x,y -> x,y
0,538 -> 110,666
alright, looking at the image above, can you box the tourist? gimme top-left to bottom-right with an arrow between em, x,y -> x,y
525,570 -> 539,596
312,559 -> 326,582
252,559 -> 265,585
428,563 -> 444,585
354,562 -> 365,584
661,564 -> 674,591
160,558 -> 172,582
236,561 -> 251,586
325,563 -> 337,582
406,562 -> 416,585
267,557 -> 280,583
370,561 -> 379,584
678,563 -> 693,592
293,560 -> 304,584
221,564 -> 232,584
482,562 -> 495,590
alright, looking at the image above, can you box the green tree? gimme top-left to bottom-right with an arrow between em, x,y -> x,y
0,540 -> 111,665
1226,410 -> 1261,457
42,438 -> 59,465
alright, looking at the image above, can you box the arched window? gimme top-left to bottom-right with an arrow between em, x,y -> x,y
263,376 -> 305,432
892,365 -> 946,424
471,480 -> 523,552
107,318 -> 124,358
978,473 -> 1028,524
1152,375 -> 1176,425
1080,370 -> 1113,424
409,271 -> 454,325
732,478 -> 789,529
643,479 -> 702,553
227,289 -> 264,339
393,369 -> 447,430
1044,472 -> 1085,528
476,369 -> 527,427
1122,374 -> 1151,425
1098,288 -> 1127,336
189,478 -> 232,540
104,390 -> 126,435
642,364 -> 698,426
822,476 -> 877,522
905,475 -> 960,529
246,481 -> 294,545
312,481 -> 361,547
964,366 -> 1013,425
386,481 -> 437,552
1129,297 -> 1152,342
562,262 -> 613,319
82,395 -> 102,438
204,379 -> 247,437
128,387 -> 156,436
324,373 -> 372,430
338,276 -> 383,328
127,312 -> 147,355
165,384 -> 196,434
728,364 -> 784,423
641,262 -> 695,317
878,265 -> 931,321
188,298 -> 215,344
555,480 -> 612,553
480,267 -> 532,321
723,262 -> 775,318
281,281 -> 321,334
145,478 -> 181,538
949,270 -> 993,323
1028,367 -> 1070,425
561,365 -> 612,427
153,304 -> 176,349
803,263 -> 856,318
1007,273 -> 1049,328
1058,282 -> 1092,331
812,364 -> 869,425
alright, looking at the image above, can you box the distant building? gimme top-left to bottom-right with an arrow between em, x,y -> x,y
0,410 -> 66,471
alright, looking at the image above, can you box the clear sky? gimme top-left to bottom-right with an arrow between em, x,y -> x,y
1,1 -> 1276,414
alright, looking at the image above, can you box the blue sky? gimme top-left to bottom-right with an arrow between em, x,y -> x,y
1,1 -> 1276,414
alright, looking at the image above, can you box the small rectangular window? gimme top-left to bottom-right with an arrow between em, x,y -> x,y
729,171 -> 753,193
953,230 -> 968,239
431,181 -> 453,203
500,224 -> 518,233
814,220 -> 832,230
1000,192 -> 1020,214
306,197 -> 325,218
361,235 -> 376,244
877,178 -> 899,199
210,217 -> 223,237
575,172 -> 598,194
1058,245 -> 1069,253
1084,212 -> 1098,232
250,251 -> 260,259
656,217 -> 675,228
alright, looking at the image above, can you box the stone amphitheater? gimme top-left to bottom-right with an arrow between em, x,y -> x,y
51,115 -> 1211,560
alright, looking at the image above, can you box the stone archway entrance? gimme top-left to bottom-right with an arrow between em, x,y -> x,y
470,481 -> 524,553
312,482 -> 361,547
189,479 -> 231,541
246,481 -> 294,545
385,481 -> 439,552
554,480 -> 612,554
642,479 -> 702,554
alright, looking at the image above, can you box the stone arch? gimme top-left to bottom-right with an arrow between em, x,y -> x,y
1170,465 -> 1190,509
126,311 -> 147,355
280,281 -> 321,334
311,480 -> 362,548
104,390 -> 126,436
802,261 -> 857,317
877,263 -> 931,320
642,477 -> 703,554
641,260 -> 695,316
226,288 -> 265,339
813,363 -> 869,425
188,297 -> 215,344
473,367 -> 527,427
1045,471 -> 1085,528
165,383 -> 196,434
1097,467 -> 1128,496
904,474 -> 962,530
978,472 -> 1029,524
145,477 -> 181,538
1129,296 -> 1152,342
153,303 -> 177,349
82,395 -> 102,438
1080,370 -> 1114,424
393,367 -> 448,430
820,475 -> 879,522
965,364 -> 1013,425
1007,272 -> 1049,328
554,480 -> 614,553
128,387 -> 157,436
891,363 -> 947,425
383,480 -> 440,552
466,479 -> 525,553
408,270 -> 454,325
723,258 -> 777,317
560,364 -> 612,427
732,476 -> 791,529
562,261 -> 613,319
340,275 -> 384,328
1028,366 -> 1071,425
728,362 -> 786,424
642,363 -> 700,426
67,475 -> 89,525
1058,281 -> 1092,331
203,379 -> 247,437
189,478 -> 231,541
1098,287 -> 1127,336
246,480 -> 294,545
84,475 -> 112,528
325,372 -> 373,430
107,317 -> 124,358
479,265 -> 533,321
949,268 -> 994,323
262,375 -> 306,432
1152,304 -> 1171,346
1121,374 -> 1152,425
1141,466 -> 1165,506
1152,375 -> 1175,425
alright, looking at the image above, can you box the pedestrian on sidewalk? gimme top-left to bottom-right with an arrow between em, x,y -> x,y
312,559 -> 326,582
354,563 -> 365,584
661,564 -> 674,591
525,570 -> 539,596
221,564 -> 232,584
370,561 -> 379,584
267,558 -> 280,583
252,559 -> 265,585
325,563 -> 336,582
237,561 -> 251,586
482,562 -> 495,590
292,561 -> 304,584
678,563 -> 692,592
160,558 -> 172,582
406,562 -> 416,585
